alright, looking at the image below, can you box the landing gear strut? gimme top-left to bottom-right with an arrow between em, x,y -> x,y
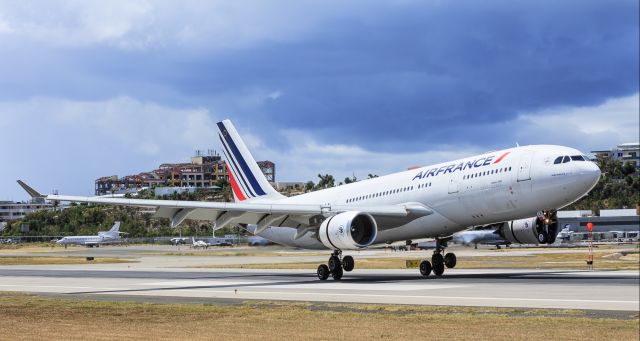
420,238 -> 456,278
317,250 -> 354,281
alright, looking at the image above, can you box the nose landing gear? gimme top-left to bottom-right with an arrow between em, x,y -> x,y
420,238 -> 456,278
317,250 -> 355,281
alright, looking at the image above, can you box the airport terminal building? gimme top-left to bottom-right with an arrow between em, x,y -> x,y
558,209 -> 640,241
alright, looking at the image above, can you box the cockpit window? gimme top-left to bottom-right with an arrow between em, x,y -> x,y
553,156 -> 563,164
562,156 -> 570,163
570,155 -> 585,161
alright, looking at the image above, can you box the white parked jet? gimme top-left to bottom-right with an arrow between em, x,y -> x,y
170,237 -> 188,245
56,222 -> 123,248
47,120 -> 600,280
191,237 -> 211,249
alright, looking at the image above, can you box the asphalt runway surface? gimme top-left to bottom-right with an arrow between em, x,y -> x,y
1,266 -> 638,311
1,245 -> 638,311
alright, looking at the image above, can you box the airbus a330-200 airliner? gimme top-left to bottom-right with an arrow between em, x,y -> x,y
47,120 -> 601,280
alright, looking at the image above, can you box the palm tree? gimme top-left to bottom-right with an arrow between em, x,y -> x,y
315,174 -> 335,189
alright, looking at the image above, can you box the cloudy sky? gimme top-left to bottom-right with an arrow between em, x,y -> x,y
0,0 -> 638,200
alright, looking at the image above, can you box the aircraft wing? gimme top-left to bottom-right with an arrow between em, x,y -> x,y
46,195 -> 432,229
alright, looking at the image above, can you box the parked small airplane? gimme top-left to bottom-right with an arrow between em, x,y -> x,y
211,238 -> 234,247
556,227 -> 574,243
56,222 -> 124,248
170,237 -> 188,245
191,237 -> 211,249
451,228 -> 511,249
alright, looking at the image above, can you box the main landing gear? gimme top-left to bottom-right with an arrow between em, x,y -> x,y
317,250 -> 354,281
420,238 -> 457,277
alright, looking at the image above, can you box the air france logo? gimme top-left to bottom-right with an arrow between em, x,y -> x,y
412,152 -> 510,180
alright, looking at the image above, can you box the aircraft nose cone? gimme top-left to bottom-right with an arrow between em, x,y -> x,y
581,162 -> 601,189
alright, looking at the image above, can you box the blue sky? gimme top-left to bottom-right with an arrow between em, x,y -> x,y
0,0 -> 638,200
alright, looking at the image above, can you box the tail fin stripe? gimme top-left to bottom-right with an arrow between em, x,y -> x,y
219,135 -> 256,198
221,148 -> 255,199
217,122 -> 267,196
226,164 -> 247,201
220,145 -> 253,198
218,126 -> 265,196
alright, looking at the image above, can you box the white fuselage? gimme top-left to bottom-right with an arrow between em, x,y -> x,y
254,145 -> 600,249
56,234 -> 118,246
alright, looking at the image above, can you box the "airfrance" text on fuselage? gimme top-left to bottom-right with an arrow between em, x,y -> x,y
412,151 -> 510,180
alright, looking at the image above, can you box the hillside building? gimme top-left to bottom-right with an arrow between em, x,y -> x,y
591,142 -> 640,168
95,150 -> 277,196
0,201 -> 54,222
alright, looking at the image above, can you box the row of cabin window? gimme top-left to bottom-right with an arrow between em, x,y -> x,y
346,182 -> 432,203
462,167 -> 512,180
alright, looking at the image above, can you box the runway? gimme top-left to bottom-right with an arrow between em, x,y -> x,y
0,267 -> 637,311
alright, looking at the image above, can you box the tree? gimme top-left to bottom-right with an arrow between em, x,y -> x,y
622,162 -> 637,176
566,158 -> 640,211
214,178 -> 232,202
315,174 -> 335,189
305,181 -> 315,192
368,174 -> 379,179
344,175 -> 357,184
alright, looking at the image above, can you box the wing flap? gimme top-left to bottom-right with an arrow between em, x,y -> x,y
46,195 -> 432,229
47,195 -> 415,216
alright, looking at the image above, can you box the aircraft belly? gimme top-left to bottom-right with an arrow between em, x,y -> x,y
375,211 -> 463,243
252,225 -> 327,250
459,184 -> 513,220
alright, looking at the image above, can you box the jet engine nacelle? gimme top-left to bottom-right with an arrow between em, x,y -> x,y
498,214 -> 558,245
319,211 -> 378,250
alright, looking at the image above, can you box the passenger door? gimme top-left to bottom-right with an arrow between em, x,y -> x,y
517,151 -> 535,182
447,174 -> 459,194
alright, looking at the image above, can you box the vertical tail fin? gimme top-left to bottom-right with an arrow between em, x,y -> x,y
108,222 -> 120,234
99,222 -> 121,238
217,119 -> 284,202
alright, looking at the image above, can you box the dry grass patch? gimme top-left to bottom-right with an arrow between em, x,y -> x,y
201,250 -> 640,270
458,249 -> 639,270
159,250 -> 324,257
0,293 -> 637,341
0,244 -> 83,253
205,258 -> 408,269
0,256 -> 136,265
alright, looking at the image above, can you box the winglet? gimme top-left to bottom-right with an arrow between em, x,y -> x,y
17,180 -> 43,198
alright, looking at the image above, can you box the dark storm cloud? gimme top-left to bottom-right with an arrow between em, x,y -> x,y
0,0 -> 637,152
0,0 -> 638,200
158,0 -> 639,151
